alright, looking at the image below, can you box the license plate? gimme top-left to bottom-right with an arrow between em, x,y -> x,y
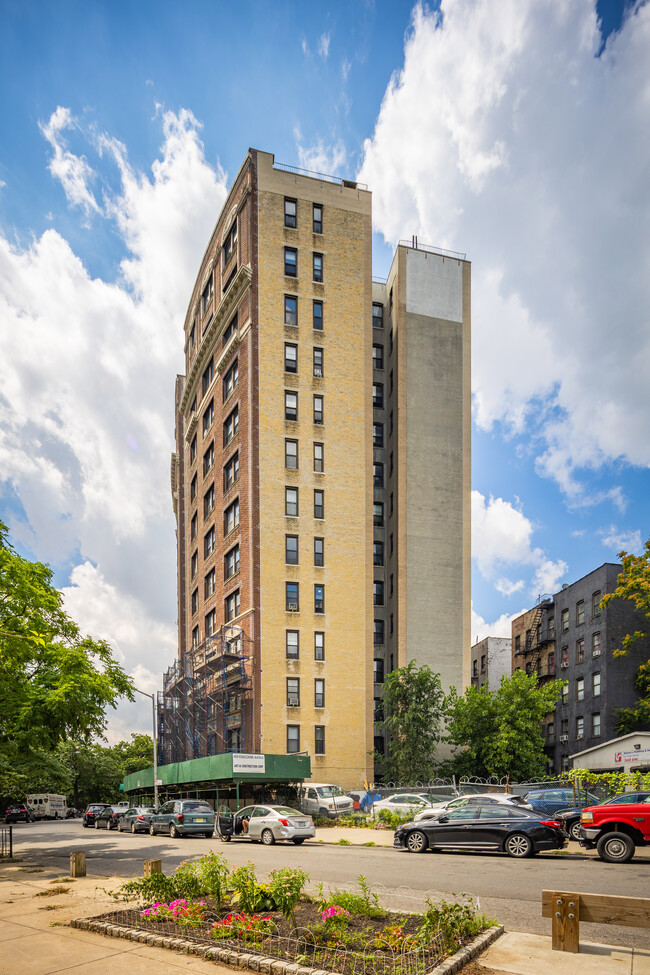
195,818 -> 205,822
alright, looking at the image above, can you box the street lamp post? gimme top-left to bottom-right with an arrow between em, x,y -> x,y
133,687 -> 159,809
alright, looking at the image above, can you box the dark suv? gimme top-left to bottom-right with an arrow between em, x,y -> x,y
5,805 -> 32,823
83,803 -> 110,827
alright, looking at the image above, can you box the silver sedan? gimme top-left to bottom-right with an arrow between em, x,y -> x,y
228,805 -> 315,845
117,806 -> 157,833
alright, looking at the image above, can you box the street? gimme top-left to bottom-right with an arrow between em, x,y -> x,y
8,820 -> 650,949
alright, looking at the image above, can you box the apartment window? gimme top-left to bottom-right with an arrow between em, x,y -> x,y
224,497 -> 239,535
592,712 -> 601,737
190,512 -> 198,540
313,300 -> 323,330
285,391 -> 298,421
284,247 -> 297,277
576,677 -> 585,702
190,473 -> 197,501
314,537 -> 324,566
223,312 -> 238,346
205,608 -> 217,637
373,423 -> 384,447
225,588 -> 240,621
284,294 -> 298,326
390,492 -> 394,516
592,672 -> 601,697
223,221 -> 237,264
374,658 -> 384,683
204,526 -> 216,558
313,204 -> 323,234
373,462 -> 384,488
224,544 -> 240,580
201,275 -> 213,315
313,395 -> 324,425
373,344 -> 384,370
515,634 -> 521,654
389,533 -> 394,555
223,451 -> 239,492
562,683 -> 569,704
315,725 -> 325,755
286,678 -> 300,708
314,584 -> 325,614
374,619 -> 385,645
390,410 -> 394,435
373,502 -> 384,527
548,651 -> 555,675
189,434 -> 197,465
374,581 -> 384,606
390,612 -> 394,634
285,343 -> 298,373
202,399 -> 214,436
549,615 -> 555,638
389,369 -> 394,394
203,442 -> 214,476
373,383 -> 384,408
192,625 -> 199,648
313,442 -> 324,472
576,637 -> 584,663
576,600 -> 585,625
592,591 -> 602,617
285,534 -> 299,565
286,582 -> 299,612
202,359 -> 214,396
188,322 -> 196,352
561,646 -> 569,667
561,608 -> 569,632
547,721 -> 554,741
592,631 -> 601,655
315,631 -> 325,661
481,655 -> 486,673
286,630 -> 299,659
286,725 -> 300,753
314,489 -> 324,519
389,328 -> 394,354
576,715 -> 584,738
285,439 -> 298,469
284,197 -> 297,228
315,679 -> 325,708
191,588 -> 199,615
223,406 -> 239,447
285,487 -> 299,517
223,360 -> 238,400
372,303 -> 383,329
313,347 -> 323,377
561,718 -> 569,736
204,568 -> 216,599
191,550 -> 198,578
313,252 -> 323,282
373,541 -> 384,566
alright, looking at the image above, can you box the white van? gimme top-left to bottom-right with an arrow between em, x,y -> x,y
300,784 -> 354,819
26,794 -> 68,820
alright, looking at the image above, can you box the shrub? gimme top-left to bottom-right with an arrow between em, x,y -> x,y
268,867 -> 309,929
418,895 -> 493,952
140,899 -> 207,927
229,862 -> 276,913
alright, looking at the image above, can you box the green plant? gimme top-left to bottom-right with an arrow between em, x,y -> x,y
140,898 -> 207,927
337,838 -> 351,845
362,841 -> 376,847
268,867 -> 309,929
376,808 -> 413,829
228,862 -> 276,913
211,912 -> 275,942
418,895 -> 493,952
373,923 -> 408,950
325,876 -> 384,919
173,852 -> 230,907
115,872 -> 179,903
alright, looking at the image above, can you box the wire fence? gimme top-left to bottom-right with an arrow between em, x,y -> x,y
0,826 -> 12,858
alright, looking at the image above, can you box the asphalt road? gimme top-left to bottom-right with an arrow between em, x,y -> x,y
7,820 -> 650,949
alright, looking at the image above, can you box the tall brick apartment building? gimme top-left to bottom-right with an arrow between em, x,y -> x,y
161,149 -> 471,787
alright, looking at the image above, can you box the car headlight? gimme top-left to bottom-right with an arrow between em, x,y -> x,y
581,811 -> 593,823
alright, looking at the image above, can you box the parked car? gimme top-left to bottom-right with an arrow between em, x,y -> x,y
217,804 -> 315,845
413,793 -> 532,823
524,788 -> 600,817
395,805 -> 567,858
300,784 -> 354,819
82,803 -> 111,827
94,805 -> 125,830
5,804 -> 33,823
117,806 -> 158,833
149,799 -> 216,838
371,793 -> 434,817
557,792 -> 650,841
579,796 -> 650,862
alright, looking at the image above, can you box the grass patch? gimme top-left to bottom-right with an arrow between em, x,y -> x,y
337,838 -> 351,845
38,904 -> 67,911
51,877 -> 75,884
33,886 -> 69,897
361,842 -> 376,847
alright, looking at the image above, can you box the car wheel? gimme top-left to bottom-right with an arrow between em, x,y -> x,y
117,821 -> 123,832
261,829 -> 276,846
292,838 -> 306,845
131,822 -> 137,834
220,834 -> 231,842
596,831 -> 635,864
504,833 -> 534,858
83,822 -> 88,828
204,832 -> 214,839
95,821 -> 100,829
405,830 -> 428,853
569,820 -> 582,842
170,823 -> 178,838
149,823 -> 156,836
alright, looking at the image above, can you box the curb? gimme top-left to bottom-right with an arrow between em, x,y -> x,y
427,925 -> 504,975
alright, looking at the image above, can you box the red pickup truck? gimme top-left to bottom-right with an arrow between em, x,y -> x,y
579,798 -> 650,862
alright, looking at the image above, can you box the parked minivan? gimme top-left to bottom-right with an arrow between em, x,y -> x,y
149,799 -> 215,838
300,784 -> 354,819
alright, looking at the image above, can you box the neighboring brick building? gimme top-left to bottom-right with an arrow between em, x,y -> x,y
512,565 -> 650,774
161,149 -> 471,787
471,636 -> 512,690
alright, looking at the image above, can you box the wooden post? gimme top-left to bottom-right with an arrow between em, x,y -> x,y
70,851 -> 86,878
550,891 -> 580,953
144,858 -> 162,877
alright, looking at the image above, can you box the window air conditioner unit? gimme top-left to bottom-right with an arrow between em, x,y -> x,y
560,662 -> 569,669
287,602 -> 299,611
559,734 -> 569,742
576,733 -> 584,740
314,367 -> 323,377
288,696 -> 300,707
593,649 -> 601,656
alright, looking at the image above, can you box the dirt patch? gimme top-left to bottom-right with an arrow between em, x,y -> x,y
33,885 -> 70,897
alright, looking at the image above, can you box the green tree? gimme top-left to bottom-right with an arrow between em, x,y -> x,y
0,520 -> 134,795
57,741 -> 123,808
444,671 -> 564,781
601,540 -> 650,732
380,661 -> 445,782
109,733 -> 154,775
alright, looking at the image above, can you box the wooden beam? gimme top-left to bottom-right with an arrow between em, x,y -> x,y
545,891 -> 580,953
543,890 -> 650,928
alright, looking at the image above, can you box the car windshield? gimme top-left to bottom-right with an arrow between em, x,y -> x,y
88,805 -> 106,812
316,787 -> 343,798
182,802 -> 214,812
272,807 -> 302,816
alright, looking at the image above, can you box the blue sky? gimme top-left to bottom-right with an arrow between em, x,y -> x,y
1,0 -> 648,738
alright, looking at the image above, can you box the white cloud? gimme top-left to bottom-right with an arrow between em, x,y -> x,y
599,526 -> 643,555
294,126 -> 348,177
495,577 -> 524,596
359,0 -> 650,499
302,38 -> 310,56
39,106 -> 101,218
318,32 -> 331,59
471,604 -> 521,643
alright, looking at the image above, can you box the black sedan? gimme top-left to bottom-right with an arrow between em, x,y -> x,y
94,804 -> 124,830
5,805 -> 32,823
394,804 -> 567,858
82,803 -> 110,827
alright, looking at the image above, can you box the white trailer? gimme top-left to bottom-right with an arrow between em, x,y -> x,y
26,794 -> 68,820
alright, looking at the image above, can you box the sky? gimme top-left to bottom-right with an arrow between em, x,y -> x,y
1,0 -> 648,741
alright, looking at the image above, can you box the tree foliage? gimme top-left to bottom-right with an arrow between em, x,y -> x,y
444,671 -> 565,781
380,661 -> 445,782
